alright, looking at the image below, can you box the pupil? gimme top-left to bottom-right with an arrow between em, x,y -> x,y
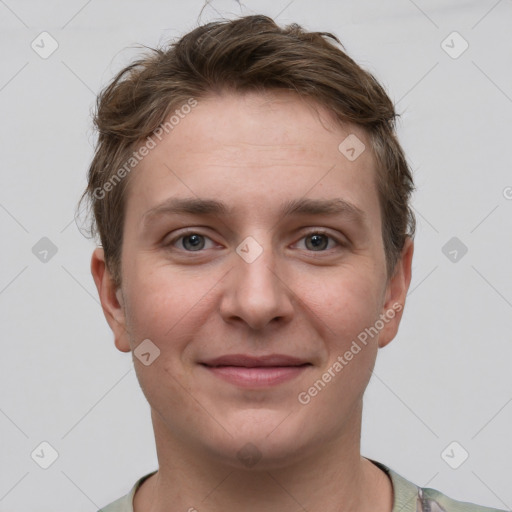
184,234 -> 204,250
308,234 -> 327,250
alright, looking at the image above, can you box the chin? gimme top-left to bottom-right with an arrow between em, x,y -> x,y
197,410 -> 323,471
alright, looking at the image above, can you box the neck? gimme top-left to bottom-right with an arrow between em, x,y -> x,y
134,407 -> 393,512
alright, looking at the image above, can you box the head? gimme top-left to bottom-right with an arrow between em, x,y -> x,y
86,15 -> 415,468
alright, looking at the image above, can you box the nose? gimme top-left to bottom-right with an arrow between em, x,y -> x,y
219,240 -> 294,331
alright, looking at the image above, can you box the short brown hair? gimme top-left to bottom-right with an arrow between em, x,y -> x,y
80,14 -> 415,287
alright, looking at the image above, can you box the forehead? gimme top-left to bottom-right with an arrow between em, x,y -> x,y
154,90 -> 370,167
124,90 -> 380,230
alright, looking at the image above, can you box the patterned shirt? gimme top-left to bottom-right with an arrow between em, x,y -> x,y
97,460 -> 505,511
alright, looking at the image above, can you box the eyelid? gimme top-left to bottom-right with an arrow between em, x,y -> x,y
292,228 -> 347,251
163,228 -> 219,250
162,227 -> 348,252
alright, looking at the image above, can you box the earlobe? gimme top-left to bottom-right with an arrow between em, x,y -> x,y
378,237 -> 414,349
90,248 -> 131,353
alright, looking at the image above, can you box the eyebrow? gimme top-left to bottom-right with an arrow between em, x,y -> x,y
142,197 -> 366,226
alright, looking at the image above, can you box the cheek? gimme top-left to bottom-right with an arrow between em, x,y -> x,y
295,271 -> 382,417
122,260 -> 220,348
122,269 -> 209,408
299,266 -> 385,345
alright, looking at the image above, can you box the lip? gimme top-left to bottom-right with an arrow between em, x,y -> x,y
200,354 -> 311,388
202,354 -> 309,367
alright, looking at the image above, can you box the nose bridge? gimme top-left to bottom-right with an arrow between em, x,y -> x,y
220,233 -> 293,330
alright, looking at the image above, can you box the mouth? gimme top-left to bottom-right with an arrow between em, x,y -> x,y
200,354 -> 312,388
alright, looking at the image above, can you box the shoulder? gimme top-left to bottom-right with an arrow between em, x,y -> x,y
97,471 -> 157,512
418,486 -> 506,512
97,494 -> 130,512
370,460 -> 506,512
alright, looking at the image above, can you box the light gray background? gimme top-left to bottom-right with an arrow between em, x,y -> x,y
1,1 -> 511,510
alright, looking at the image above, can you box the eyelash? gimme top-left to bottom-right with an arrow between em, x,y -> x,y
165,229 -> 345,253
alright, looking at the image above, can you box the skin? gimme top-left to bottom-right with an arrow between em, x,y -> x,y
92,89 -> 413,512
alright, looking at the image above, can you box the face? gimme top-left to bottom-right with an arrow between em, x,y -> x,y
92,90 -> 412,469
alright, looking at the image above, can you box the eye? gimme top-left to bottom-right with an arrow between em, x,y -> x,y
167,232 -> 216,252
295,231 -> 342,252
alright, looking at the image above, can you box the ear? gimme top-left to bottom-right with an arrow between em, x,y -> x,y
378,237 -> 414,348
91,248 -> 131,353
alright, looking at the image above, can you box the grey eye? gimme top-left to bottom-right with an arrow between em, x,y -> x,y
305,233 -> 330,251
181,234 -> 206,251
